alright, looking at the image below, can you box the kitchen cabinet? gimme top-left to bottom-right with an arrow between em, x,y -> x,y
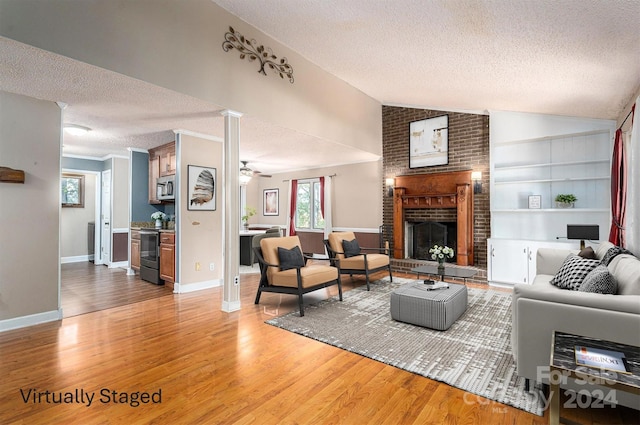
159,143 -> 176,177
131,229 -> 141,271
148,141 -> 176,204
487,238 -> 577,286
160,232 -> 175,285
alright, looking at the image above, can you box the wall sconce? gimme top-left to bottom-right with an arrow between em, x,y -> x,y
567,224 -> 599,250
471,171 -> 482,194
385,178 -> 394,197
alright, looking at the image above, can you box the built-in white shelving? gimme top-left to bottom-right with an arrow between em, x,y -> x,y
488,112 -> 616,285
491,128 -> 612,213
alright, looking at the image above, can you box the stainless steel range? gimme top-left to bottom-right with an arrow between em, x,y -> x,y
139,229 -> 163,285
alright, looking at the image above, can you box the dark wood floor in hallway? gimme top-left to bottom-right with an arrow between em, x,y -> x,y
61,262 -> 173,317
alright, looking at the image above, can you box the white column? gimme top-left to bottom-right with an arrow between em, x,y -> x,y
221,109 -> 243,312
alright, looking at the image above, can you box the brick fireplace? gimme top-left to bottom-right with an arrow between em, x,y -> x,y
392,170 -> 474,266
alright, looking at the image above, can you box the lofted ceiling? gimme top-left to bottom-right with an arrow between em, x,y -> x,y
1,0 -> 638,174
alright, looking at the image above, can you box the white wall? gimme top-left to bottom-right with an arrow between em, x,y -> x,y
252,160 -> 383,231
0,91 -> 61,327
177,133 -> 223,288
61,171 -> 96,259
112,157 -> 130,229
0,0 -> 382,157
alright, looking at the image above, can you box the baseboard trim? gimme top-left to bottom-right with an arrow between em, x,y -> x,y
0,309 -> 62,332
222,300 -> 241,312
488,281 -> 515,289
61,255 -> 91,264
108,261 -> 129,269
173,279 -> 222,294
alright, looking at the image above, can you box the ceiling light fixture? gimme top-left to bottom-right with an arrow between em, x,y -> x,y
63,124 -> 92,136
239,161 -> 254,186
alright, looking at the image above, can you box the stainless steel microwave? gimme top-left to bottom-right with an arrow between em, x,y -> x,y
156,175 -> 175,201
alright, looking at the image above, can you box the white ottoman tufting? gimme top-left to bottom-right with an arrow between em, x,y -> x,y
390,282 -> 468,330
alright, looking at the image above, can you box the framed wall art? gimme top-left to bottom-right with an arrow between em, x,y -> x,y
188,165 -> 216,211
409,115 -> 449,168
263,188 -> 279,216
61,173 -> 85,208
528,195 -> 542,209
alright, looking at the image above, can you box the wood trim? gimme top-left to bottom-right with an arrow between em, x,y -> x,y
392,171 -> 474,266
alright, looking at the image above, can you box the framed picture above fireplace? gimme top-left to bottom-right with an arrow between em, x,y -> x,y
409,115 -> 448,168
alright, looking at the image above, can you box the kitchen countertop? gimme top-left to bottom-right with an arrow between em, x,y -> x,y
131,222 -> 175,232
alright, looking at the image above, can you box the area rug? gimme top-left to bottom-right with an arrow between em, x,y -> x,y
265,277 -> 544,416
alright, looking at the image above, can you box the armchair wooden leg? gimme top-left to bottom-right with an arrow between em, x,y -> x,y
388,266 -> 393,282
365,270 -> 371,291
254,286 -> 263,305
298,293 -> 305,317
337,279 -> 343,301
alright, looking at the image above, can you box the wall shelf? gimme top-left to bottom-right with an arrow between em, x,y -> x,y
490,121 -> 613,240
494,176 -> 610,185
492,128 -> 610,147
492,208 -> 609,213
494,159 -> 609,171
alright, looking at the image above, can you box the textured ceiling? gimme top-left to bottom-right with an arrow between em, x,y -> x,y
213,0 -> 640,118
2,0 -> 639,173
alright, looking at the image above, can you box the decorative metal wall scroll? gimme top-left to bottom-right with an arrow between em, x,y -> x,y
222,26 -> 294,83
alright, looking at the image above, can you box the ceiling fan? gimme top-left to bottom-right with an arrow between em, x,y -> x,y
240,161 -> 272,180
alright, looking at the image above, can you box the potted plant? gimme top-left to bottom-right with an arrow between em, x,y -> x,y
241,206 -> 256,230
555,194 -> 577,208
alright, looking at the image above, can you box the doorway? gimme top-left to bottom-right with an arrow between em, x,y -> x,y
60,165 -> 172,318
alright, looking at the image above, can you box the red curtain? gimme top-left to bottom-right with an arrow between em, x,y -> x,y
288,179 -> 298,236
319,176 -> 325,219
609,128 -> 627,246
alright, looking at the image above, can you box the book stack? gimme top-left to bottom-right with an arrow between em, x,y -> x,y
424,280 -> 449,290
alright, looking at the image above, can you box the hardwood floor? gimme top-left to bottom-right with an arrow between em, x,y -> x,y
1,270 -> 638,424
61,262 -> 173,317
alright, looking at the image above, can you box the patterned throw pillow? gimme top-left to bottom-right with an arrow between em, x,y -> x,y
550,254 -> 600,290
601,246 -> 633,266
579,265 -> 617,294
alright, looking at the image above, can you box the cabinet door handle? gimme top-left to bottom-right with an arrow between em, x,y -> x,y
491,247 -> 495,257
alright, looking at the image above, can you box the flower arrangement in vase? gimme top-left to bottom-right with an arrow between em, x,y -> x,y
151,211 -> 167,229
429,244 -> 455,271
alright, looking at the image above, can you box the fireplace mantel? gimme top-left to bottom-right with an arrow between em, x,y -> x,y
392,170 -> 474,265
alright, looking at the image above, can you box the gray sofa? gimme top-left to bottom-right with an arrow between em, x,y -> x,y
512,241 -> 640,407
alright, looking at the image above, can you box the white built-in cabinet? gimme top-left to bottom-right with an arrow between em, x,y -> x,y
488,238 -> 577,286
488,111 -> 615,286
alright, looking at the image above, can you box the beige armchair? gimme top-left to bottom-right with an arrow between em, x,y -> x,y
254,236 -> 342,316
325,231 -> 392,291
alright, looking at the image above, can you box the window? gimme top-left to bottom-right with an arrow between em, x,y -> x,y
295,179 -> 324,230
61,173 -> 85,208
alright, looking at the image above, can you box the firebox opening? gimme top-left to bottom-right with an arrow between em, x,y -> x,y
411,221 -> 457,261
